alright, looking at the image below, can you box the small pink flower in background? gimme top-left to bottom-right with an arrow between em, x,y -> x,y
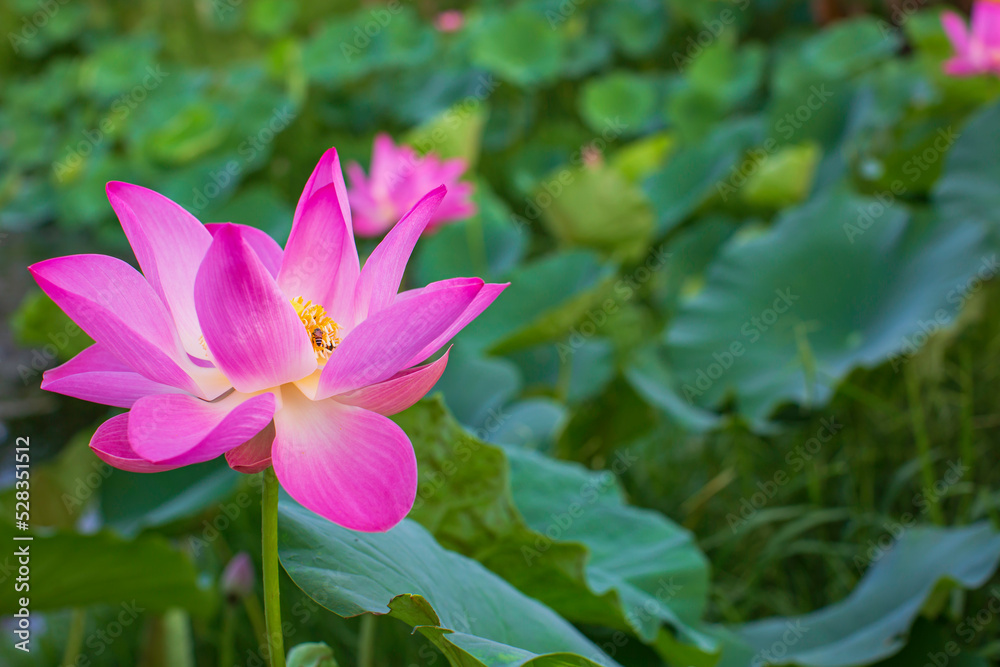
941,0 -> 1000,76
30,148 -> 506,532
434,10 -> 464,33
221,552 -> 255,599
347,134 -> 476,237
581,144 -> 604,169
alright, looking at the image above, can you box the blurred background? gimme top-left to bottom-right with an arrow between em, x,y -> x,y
3,0 -> 1000,665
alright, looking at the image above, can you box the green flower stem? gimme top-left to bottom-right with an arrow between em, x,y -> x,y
219,604 -> 236,667
62,608 -> 86,667
958,349 -> 974,521
262,467 -> 286,667
905,369 -> 943,525
244,593 -> 269,658
357,614 -> 376,667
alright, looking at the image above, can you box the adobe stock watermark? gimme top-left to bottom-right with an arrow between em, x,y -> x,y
545,0 -> 586,28
874,0 -> 925,37
184,476 -> 266,556
681,288 -> 800,403
853,460 -> 969,572
410,406 -> 510,512
623,577 -> 684,630
843,127 -> 959,243
61,460 -> 114,514
521,449 -> 638,566
74,601 -> 144,663
750,621 -> 809,667
515,117 -> 628,228
190,104 -> 296,213
53,65 -> 169,182
672,0 -> 751,70
7,0 -> 72,53
888,254 -> 998,372
238,593 -> 332,667
340,0 -> 405,62
16,319 -> 85,386
727,417 -> 843,532
557,246 -> 671,360
717,85 -> 833,202
915,587 -> 1000,666
379,73 -> 501,196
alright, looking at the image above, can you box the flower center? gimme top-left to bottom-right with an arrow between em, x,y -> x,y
291,296 -> 341,362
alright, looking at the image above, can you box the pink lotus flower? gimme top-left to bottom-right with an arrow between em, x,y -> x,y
30,149 -> 506,532
942,1 -> 1000,76
434,10 -> 464,33
347,134 -> 476,237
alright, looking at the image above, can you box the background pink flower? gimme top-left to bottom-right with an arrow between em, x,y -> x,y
30,148 -> 506,533
434,10 -> 464,33
942,0 -> 1000,76
347,134 -> 477,237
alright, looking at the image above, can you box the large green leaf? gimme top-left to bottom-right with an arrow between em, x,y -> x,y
396,398 -> 715,664
934,99 -> 1000,232
579,72 -> 658,135
302,8 -> 435,85
643,119 -> 761,234
664,190 -> 991,425
0,525 -> 214,616
505,446 -> 716,662
726,523 -> 1000,667
538,162 -> 654,257
470,8 -> 564,86
278,499 -> 618,667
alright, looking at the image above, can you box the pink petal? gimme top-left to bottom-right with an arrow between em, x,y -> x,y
942,11 -> 971,53
91,414 -> 184,473
352,186 -> 447,322
225,421 -> 275,474
291,151 -> 360,319
195,224 -> 317,393
276,184 -> 352,321
294,148 -> 354,236
346,162 -> 370,191
106,182 -> 213,358
205,223 -> 283,278
29,255 -> 203,396
42,345 -> 182,408
972,0 -> 1000,47
272,389 -> 416,532
316,278 -> 482,398
944,56 -> 981,75
129,391 -> 276,465
335,347 -> 450,416
406,281 -> 509,367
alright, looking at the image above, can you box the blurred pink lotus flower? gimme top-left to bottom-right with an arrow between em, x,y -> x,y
221,552 -> 255,599
347,134 -> 476,237
942,0 -> 1000,76
581,145 -> 604,169
434,10 -> 464,33
30,148 -> 506,532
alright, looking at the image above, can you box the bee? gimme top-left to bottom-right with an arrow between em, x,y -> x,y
312,328 -> 339,353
